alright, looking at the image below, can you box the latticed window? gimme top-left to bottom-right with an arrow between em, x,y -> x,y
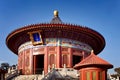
86,71 -> 90,80
62,55 -> 68,67
85,71 -> 100,80
92,71 -> 96,80
98,71 -> 103,80
49,54 -> 55,67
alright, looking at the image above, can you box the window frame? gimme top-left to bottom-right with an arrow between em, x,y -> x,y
28,30 -> 43,46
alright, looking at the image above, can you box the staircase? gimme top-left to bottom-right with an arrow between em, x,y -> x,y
42,68 -> 79,80
42,69 -> 63,80
5,67 -> 79,80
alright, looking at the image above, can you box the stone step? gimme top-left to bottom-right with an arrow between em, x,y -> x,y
12,75 -> 43,80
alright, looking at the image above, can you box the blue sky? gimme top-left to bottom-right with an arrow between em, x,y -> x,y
0,0 -> 120,73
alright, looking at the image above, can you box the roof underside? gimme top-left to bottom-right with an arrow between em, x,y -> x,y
6,23 -> 105,55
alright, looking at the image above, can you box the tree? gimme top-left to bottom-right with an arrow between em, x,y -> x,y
110,67 -> 120,79
114,67 -> 120,75
1,63 -> 9,71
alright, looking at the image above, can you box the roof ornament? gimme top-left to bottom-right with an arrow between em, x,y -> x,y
91,50 -> 94,54
54,10 -> 59,17
50,10 -> 62,23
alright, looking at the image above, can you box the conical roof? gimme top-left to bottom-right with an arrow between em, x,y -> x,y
50,16 -> 62,23
74,50 -> 113,70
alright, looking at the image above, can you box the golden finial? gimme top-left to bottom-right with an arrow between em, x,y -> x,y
54,10 -> 59,17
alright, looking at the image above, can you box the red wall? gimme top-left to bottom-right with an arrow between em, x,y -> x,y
18,46 -> 89,75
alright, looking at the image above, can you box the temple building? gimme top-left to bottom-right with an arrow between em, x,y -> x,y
6,10 -> 113,80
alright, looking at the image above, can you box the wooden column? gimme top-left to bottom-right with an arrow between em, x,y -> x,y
33,55 -> 36,74
103,70 -> 106,80
96,71 -> 99,80
80,69 -> 85,80
44,47 -> 48,74
22,51 -> 25,74
30,49 -> 33,74
69,48 -> 73,68
56,46 -> 61,68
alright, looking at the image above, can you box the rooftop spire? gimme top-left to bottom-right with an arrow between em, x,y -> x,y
54,10 -> 59,17
50,10 -> 62,23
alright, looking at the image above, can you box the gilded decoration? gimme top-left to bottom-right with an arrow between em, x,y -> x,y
28,30 -> 43,46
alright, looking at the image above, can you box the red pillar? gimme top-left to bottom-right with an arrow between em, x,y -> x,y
44,47 -> 48,74
103,70 -> 106,80
33,55 -> 36,74
56,46 -> 61,68
79,69 -> 84,80
22,51 -> 25,74
96,71 -> 99,80
69,48 -> 73,68
30,49 -> 33,74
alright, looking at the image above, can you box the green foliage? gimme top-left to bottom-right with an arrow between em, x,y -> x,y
0,63 -> 9,71
114,67 -> 120,75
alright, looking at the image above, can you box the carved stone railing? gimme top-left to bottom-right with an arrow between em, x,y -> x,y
5,69 -> 19,80
13,75 -> 43,80
42,68 -> 79,80
56,68 -> 79,76
41,69 -> 55,80
5,66 -> 79,80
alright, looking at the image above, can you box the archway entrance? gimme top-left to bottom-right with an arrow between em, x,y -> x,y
33,54 -> 44,74
73,55 -> 82,66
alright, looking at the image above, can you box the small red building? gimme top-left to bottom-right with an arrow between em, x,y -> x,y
6,10 -> 112,79
74,50 -> 113,80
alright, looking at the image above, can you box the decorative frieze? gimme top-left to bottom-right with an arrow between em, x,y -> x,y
18,38 -> 92,54
61,47 -> 68,52
73,49 -> 83,56
48,47 -> 56,52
